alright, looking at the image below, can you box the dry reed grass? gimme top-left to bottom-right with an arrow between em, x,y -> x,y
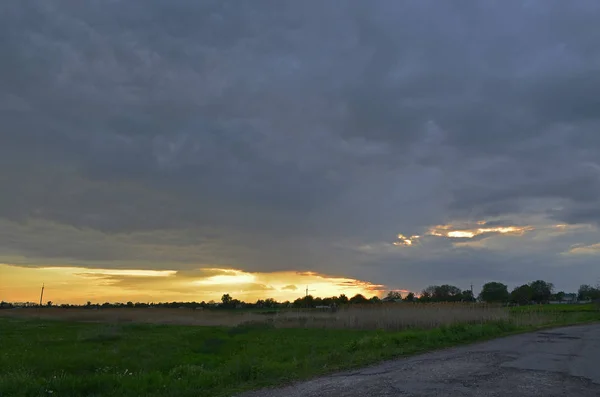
0,303 -> 514,331
274,303 -> 510,330
0,308 -> 253,327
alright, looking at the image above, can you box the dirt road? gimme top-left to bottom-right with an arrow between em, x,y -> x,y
240,324 -> 600,396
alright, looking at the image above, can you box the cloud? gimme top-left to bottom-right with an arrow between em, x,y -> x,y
565,243 -> 600,256
427,221 -> 534,240
2,1 -> 600,299
73,269 -> 177,278
282,285 -> 298,291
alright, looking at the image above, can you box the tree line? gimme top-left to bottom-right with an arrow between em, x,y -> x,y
416,280 -> 599,305
456,280 -> 599,304
2,281 -> 598,310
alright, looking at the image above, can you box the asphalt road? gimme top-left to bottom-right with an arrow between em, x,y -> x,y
239,324 -> 600,397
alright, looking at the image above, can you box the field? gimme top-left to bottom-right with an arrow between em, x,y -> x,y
0,304 -> 511,330
1,304 -> 598,397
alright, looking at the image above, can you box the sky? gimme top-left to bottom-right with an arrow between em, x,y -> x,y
2,1 -> 600,304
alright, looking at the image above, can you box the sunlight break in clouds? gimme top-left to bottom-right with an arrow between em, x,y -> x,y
192,269 -> 257,286
0,264 -> 385,305
393,233 -> 420,246
428,222 -> 534,239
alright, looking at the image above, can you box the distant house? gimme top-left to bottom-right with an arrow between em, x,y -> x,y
315,305 -> 337,312
563,293 -> 577,303
549,293 -> 579,305
12,302 -> 36,308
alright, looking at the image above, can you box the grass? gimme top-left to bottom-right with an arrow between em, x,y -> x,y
0,303 -> 510,330
510,303 -> 599,313
1,304 -> 599,397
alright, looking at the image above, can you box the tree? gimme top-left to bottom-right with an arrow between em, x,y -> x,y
438,285 -> 462,302
126,301 -> 134,308
553,291 -> 566,302
511,284 -> 533,305
403,292 -> 416,302
46,301 -> 53,307
422,286 -> 437,299
385,291 -> 403,301
578,285 -> 600,301
349,294 -> 369,304
338,294 -> 349,304
264,298 -> 278,308
419,290 -> 432,302
221,294 -> 233,308
293,295 -> 314,308
425,285 -> 462,302
461,290 -> 476,302
321,297 -> 335,307
529,280 -> 554,303
479,282 -> 509,303
369,296 -> 381,304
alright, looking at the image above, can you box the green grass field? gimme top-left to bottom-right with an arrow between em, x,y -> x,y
1,305 -> 598,397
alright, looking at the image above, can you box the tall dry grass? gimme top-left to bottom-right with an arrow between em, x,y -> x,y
272,303 -> 509,330
0,308 -> 254,327
0,303 -> 512,331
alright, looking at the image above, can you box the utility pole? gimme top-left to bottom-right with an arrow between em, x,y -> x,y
304,285 -> 316,309
470,282 -> 474,302
39,283 -> 45,307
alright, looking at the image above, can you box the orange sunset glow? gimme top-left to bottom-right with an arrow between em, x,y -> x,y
0,264 -> 385,305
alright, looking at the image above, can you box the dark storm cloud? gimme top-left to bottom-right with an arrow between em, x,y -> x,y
2,0 -> 600,292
